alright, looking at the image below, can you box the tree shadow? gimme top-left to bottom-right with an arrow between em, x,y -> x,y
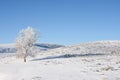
31,53 -> 106,61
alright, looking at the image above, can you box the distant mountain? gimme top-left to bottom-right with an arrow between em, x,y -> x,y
35,43 -> 64,49
0,43 -> 64,53
42,40 -> 120,55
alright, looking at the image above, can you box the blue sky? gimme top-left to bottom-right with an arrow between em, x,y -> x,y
0,0 -> 120,45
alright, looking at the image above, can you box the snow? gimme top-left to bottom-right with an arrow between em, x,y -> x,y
0,53 -> 120,80
0,41 -> 120,80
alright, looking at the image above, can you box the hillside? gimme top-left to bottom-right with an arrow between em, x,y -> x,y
41,40 -> 120,56
0,40 -> 120,80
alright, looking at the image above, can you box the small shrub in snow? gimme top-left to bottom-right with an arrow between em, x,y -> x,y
101,66 -> 114,71
64,54 -> 77,58
111,49 -> 120,55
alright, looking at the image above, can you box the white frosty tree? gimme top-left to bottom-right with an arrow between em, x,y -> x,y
16,27 -> 39,62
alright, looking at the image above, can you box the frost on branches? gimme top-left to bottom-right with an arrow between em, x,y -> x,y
16,27 -> 39,62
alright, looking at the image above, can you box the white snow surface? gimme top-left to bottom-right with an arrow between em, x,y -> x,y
0,54 -> 120,80
0,40 -> 120,80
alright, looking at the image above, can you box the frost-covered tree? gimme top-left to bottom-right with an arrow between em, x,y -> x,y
16,27 -> 39,62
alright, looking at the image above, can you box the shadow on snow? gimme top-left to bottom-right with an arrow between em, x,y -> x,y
31,53 -> 106,61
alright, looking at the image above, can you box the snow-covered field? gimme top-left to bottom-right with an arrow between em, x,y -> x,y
0,41 -> 120,80
0,53 -> 120,80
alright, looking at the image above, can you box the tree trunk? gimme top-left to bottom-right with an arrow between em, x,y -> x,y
24,57 -> 26,62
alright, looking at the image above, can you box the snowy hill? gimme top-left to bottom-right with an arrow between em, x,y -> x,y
42,40 -> 120,56
0,43 -> 64,53
0,40 -> 120,80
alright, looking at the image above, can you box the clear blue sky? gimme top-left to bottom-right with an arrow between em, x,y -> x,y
0,0 -> 120,45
